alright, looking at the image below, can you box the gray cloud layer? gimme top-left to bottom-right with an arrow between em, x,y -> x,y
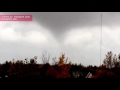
0,12 -> 120,66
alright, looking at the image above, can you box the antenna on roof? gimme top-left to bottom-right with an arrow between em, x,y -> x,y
100,13 -> 102,66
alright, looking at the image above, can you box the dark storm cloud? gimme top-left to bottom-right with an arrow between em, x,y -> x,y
3,12 -> 101,38
30,12 -> 120,36
32,12 -> 101,37
4,12 -> 120,38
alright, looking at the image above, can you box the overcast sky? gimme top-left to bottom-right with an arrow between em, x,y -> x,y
0,12 -> 120,66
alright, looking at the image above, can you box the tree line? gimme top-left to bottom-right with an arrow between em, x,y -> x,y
0,51 -> 120,78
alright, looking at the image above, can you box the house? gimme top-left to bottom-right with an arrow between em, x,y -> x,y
85,72 -> 92,78
72,71 -> 92,78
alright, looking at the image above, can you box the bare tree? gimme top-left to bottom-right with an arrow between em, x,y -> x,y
41,51 -> 51,64
52,57 -> 58,65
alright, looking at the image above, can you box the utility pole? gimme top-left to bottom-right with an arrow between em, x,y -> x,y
100,14 -> 102,66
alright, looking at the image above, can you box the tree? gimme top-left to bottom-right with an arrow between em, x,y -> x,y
103,51 -> 115,69
58,53 -> 68,66
24,58 -> 29,64
30,56 -> 37,64
56,53 -> 71,78
52,57 -> 58,65
46,53 -> 71,78
103,51 -> 120,68
41,51 -> 51,64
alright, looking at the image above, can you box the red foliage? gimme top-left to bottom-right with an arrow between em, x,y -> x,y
47,66 -> 59,78
92,69 -> 116,78
46,54 -> 71,78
